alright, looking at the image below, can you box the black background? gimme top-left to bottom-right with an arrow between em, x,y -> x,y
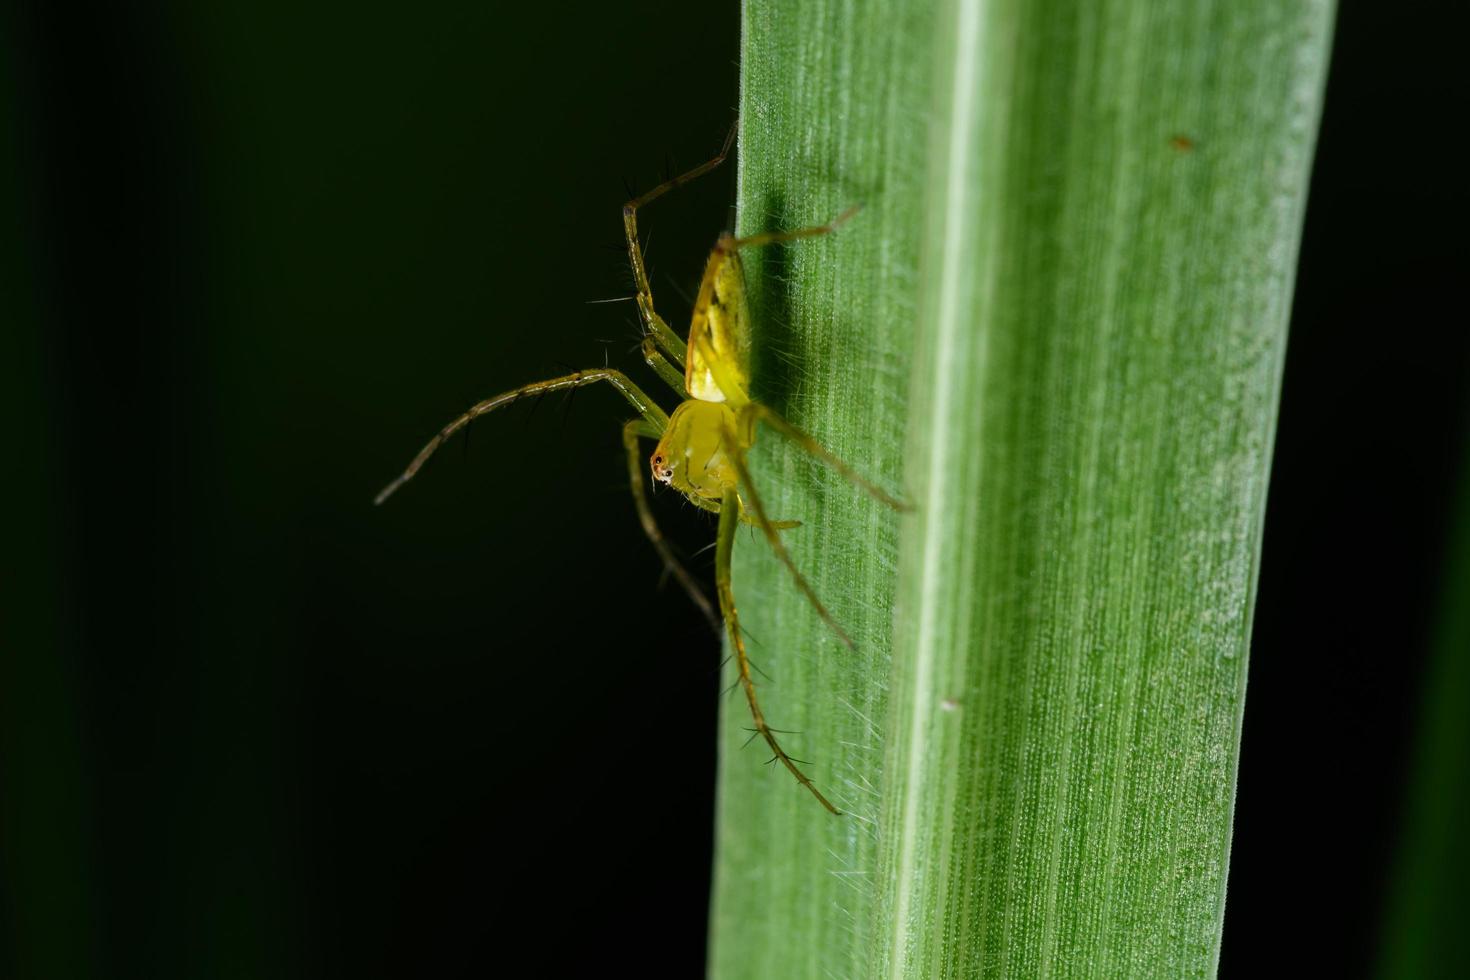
3,1 -> 1465,977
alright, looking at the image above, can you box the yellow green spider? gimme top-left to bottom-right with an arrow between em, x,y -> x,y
375,127 -> 904,813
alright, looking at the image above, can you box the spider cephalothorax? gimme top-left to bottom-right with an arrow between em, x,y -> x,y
650,400 -> 738,498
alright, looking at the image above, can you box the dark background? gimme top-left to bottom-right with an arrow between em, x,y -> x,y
2,2 -> 1464,978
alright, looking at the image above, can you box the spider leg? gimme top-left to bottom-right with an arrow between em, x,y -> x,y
739,402 -> 909,511
716,487 -> 840,815
375,369 -> 668,505
623,420 -> 718,630
644,310 -> 687,372
624,123 -> 736,367
724,425 -> 855,650
640,336 -> 689,399
685,491 -> 800,530
716,204 -> 862,255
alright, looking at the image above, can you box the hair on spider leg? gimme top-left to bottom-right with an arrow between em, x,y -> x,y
734,619 -> 765,651
744,724 -> 803,740
549,359 -> 582,399
522,387 -> 551,428
744,650 -> 774,683
744,522 -> 764,547
557,381 -> 578,433
663,273 -> 695,308
772,347 -> 806,370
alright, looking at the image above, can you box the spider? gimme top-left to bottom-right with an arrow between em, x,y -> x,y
375,127 -> 905,813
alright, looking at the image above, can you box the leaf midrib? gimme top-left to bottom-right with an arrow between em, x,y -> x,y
889,0 -> 986,971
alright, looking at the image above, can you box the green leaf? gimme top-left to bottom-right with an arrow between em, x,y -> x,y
711,1 -> 1335,977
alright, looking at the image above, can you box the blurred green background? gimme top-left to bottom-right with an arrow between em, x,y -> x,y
2,1 -> 1465,977
4,3 -> 738,975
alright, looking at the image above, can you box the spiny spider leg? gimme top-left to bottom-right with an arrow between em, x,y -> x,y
739,403 -> 909,512
716,487 -> 840,815
639,336 -> 689,399
623,419 -> 718,629
375,369 -> 668,505
715,204 -> 862,255
624,124 -> 736,366
723,431 -> 855,651
645,311 -> 687,373
684,491 -> 800,530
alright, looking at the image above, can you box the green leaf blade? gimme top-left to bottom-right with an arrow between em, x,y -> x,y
713,1 -> 1334,977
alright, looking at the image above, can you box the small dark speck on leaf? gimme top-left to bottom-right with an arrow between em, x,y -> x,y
1169,134 -> 1196,152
